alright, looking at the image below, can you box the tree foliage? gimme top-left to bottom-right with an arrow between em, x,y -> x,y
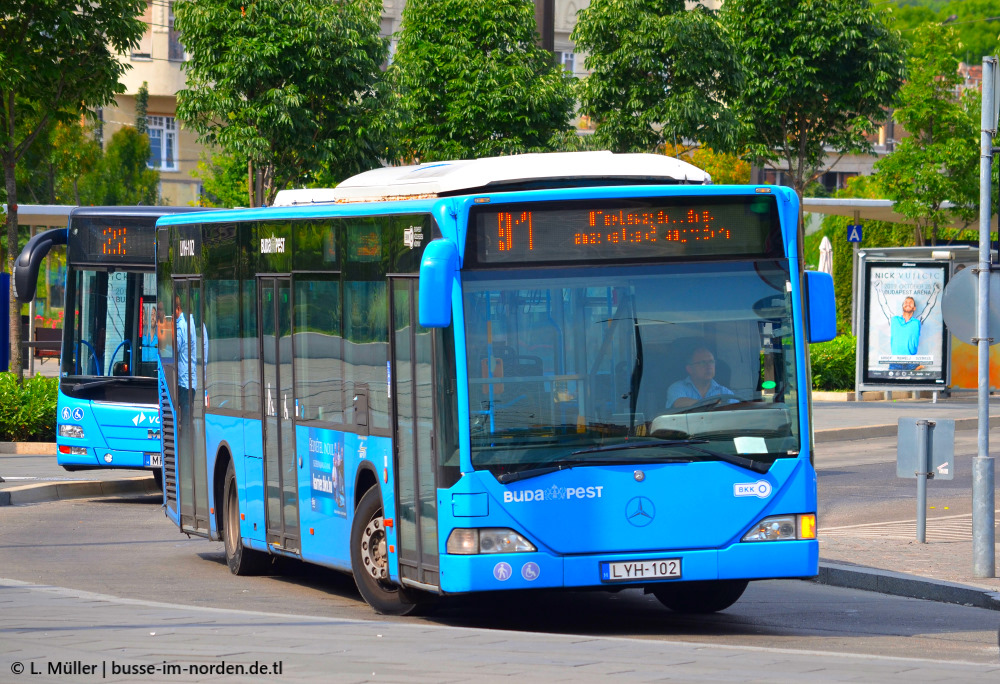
79,126 -> 159,206
0,0 -> 146,379
723,0 -> 906,223
874,24 -> 980,245
51,119 -> 101,206
193,151 -> 249,208
573,0 -> 741,154
175,0 -> 392,206
661,143 -> 750,185
391,0 -> 575,161
892,1 -> 1000,63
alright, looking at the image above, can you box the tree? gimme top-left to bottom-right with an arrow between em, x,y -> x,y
892,1 -> 1000,64
661,143 -> 751,185
723,0 -> 906,250
392,0 -> 575,161
135,81 -> 149,136
78,126 -> 159,206
175,0 -> 392,207
51,119 -> 101,206
873,23 -> 980,245
192,151 -> 249,209
572,0 -> 741,153
0,0 -> 145,379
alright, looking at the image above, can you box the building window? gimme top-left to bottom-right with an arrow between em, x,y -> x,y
148,116 -> 178,171
168,1 -> 185,61
558,51 -> 576,76
132,2 -> 153,60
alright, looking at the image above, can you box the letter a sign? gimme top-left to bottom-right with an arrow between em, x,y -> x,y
847,224 -> 863,243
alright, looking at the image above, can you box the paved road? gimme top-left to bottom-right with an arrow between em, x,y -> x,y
1,494 -> 998,680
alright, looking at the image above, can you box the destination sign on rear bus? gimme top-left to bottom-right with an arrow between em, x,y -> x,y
469,195 -> 781,265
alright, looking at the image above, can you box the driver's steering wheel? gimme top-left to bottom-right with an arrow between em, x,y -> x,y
674,396 -> 723,414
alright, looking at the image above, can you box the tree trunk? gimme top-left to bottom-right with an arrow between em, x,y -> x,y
248,159 -> 255,208
5,156 -> 22,382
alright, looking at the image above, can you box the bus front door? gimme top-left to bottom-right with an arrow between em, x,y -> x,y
390,277 -> 440,590
173,278 -> 210,536
260,277 -> 300,553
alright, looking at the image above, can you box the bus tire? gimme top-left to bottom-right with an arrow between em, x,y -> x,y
351,486 -> 417,615
650,579 -> 749,614
223,460 -> 269,576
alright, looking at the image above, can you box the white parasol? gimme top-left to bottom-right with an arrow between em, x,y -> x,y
818,236 -> 833,275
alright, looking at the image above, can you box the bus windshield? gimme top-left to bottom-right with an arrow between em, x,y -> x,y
462,260 -> 799,477
62,267 -> 158,380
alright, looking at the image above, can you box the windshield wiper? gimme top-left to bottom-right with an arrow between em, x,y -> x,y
572,438 -> 771,474
496,453 -> 696,484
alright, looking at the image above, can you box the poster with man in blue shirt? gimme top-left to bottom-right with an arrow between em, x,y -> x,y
873,277 -> 942,372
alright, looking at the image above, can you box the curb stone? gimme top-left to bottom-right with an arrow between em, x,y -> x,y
816,561 -> 1000,611
0,442 -> 56,455
0,476 -> 158,506
814,414 -> 1000,443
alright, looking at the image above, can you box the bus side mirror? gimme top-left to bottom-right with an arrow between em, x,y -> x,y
419,239 -> 459,328
805,271 -> 836,343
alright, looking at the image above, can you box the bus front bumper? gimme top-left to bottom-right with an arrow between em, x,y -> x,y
435,539 -> 818,594
56,444 -> 161,470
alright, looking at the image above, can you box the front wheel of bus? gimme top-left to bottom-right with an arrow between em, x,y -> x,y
351,487 -> 417,616
651,579 -> 749,614
223,461 -> 269,576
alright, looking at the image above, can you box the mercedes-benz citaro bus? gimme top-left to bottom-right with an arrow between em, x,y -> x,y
15,206 -> 208,489
155,152 -> 835,615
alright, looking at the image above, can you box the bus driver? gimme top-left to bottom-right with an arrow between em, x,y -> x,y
666,345 -> 736,408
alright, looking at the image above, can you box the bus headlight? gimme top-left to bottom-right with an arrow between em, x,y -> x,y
742,514 -> 816,542
446,528 -> 536,554
58,424 -> 85,439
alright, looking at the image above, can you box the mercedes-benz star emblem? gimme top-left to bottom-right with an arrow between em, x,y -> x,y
634,470 -> 645,482
626,496 -> 655,527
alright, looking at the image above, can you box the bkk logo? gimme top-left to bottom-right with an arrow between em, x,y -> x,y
503,484 -> 604,503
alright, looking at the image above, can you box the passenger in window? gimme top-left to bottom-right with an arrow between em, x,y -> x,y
665,346 -> 736,408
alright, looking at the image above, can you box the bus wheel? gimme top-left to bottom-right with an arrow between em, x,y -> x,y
351,487 -> 416,615
152,468 -> 163,491
650,579 -> 749,614
223,460 -> 269,576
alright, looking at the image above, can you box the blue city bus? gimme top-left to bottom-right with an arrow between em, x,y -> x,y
156,152 -> 835,615
15,206 -> 206,488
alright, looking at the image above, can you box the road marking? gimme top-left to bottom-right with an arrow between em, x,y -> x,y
820,510 -> 1000,542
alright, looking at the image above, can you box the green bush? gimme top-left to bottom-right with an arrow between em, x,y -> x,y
810,335 -> 856,391
0,373 -> 58,441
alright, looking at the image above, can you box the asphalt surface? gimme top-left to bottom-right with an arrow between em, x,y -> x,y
3,396 -> 1000,611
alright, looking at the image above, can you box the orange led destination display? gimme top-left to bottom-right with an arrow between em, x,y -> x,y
69,217 -> 157,265
471,196 -> 780,265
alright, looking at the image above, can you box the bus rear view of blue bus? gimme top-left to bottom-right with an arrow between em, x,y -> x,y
15,206 -> 206,489
156,152 -> 835,615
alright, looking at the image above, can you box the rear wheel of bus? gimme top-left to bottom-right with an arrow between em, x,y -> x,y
650,579 -> 748,613
223,460 -> 269,575
351,486 -> 418,615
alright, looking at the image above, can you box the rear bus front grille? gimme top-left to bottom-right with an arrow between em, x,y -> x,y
158,376 -> 177,506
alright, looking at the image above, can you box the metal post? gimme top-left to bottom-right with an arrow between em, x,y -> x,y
851,210 -> 861,337
916,419 -> 929,543
974,56 -> 996,577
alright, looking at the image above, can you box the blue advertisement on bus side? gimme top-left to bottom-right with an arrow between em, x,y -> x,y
307,427 -> 346,518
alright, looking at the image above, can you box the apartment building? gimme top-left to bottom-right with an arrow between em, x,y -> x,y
102,1 -> 204,207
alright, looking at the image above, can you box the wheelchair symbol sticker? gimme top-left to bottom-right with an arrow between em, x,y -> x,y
521,562 -> 540,581
72,408 -> 85,421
